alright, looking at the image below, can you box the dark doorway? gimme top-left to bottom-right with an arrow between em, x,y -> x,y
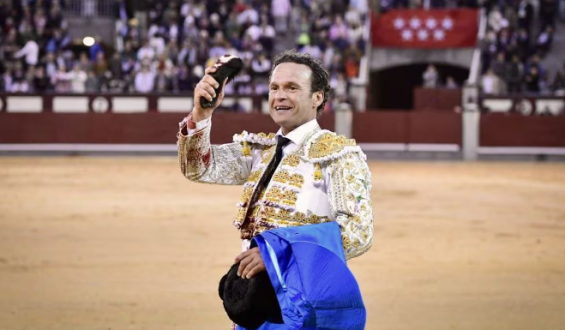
369,63 -> 469,110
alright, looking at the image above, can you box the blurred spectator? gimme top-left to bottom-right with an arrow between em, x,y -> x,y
330,72 -> 349,105
272,0 -> 291,35
515,28 -> 530,62
175,64 -> 197,92
93,52 -> 108,78
77,52 -> 92,72
137,39 -> 156,62
490,52 -> 507,92
69,64 -> 88,93
551,71 -> 565,96
51,65 -> 71,93
109,52 -> 123,79
134,65 -> 155,93
89,36 -> 104,62
154,68 -> 173,92
2,69 -> 13,92
251,53 -> 272,78
13,37 -> 39,68
423,64 -> 439,88
517,0 -> 534,31
539,0 -> 558,29
46,29 -> 71,54
506,55 -> 523,94
258,17 -> 276,55
343,44 -> 362,79
33,66 -> 50,93
85,71 -> 100,93
152,53 -> 174,78
535,26 -> 553,56
488,6 -> 508,32
10,74 -> 30,93
329,16 -> 349,50
445,76 -> 459,89
482,68 -> 502,95
524,66 -> 541,92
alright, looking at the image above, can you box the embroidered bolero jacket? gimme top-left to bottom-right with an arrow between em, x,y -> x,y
178,121 -> 373,260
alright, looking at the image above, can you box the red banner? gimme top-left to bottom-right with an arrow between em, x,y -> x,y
372,9 -> 479,48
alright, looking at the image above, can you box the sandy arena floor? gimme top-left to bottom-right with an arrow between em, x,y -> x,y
0,157 -> 564,330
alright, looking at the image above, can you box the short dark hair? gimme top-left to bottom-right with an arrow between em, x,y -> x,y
270,49 -> 331,115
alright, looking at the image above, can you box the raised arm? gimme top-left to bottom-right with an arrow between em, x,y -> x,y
177,62 -> 251,185
177,120 -> 251,185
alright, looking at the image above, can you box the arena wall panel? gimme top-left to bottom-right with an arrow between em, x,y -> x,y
480,113 -> 565,147
353,112 -> 409,143
0,113 -> 334,145
409,112 -> 462,144
413,88 -> 462,111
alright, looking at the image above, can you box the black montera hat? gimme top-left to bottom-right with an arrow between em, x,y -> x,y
218,263 -> 283,329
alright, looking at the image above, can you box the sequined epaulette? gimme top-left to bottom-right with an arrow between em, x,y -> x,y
304,130 -> 366,163
232,131 -> 277,146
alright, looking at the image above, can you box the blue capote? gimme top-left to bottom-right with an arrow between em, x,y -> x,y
237,222 -> 366,330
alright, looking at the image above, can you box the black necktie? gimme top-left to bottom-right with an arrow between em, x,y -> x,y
246,136 -> 291,211
261,136 -> 291,185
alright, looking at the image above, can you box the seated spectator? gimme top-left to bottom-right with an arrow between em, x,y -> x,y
85,70 -> 100,93
33,66 -> 51,93
258,16 -> 276,55
551,71 -> 565,96
10,74 -> 30,93
300,43 -> 323,61
93,52 -> 108,78
137,39 -> 156,62
330,72 -> 349,105
271,0 -> 291,35
445,76 -> 459,89
152,53 -> 174,78
51,64 -> 71,93
69,63 -> 88,93
209,36 -> 228,60
515,28 -> 530,62
250,53 -> 271,78
506,55 -> 523,94
134,65 -> 155,93
423,64 -> 439,88
175,64 -> 198,92
238,2 -> 259,26
150,32 -> 166,58
154,67 -> 173,92
329,15 -> 349,50
46,29 -> 71,54
108,52 -> 123,80
1,69 -> 13,93
524,66 -> 541,93
488,6 -> 508,33
517,0 -> 534,31
539,0 -> 557,29
482,68 -> 502,95
343,43 -> 362,79
77,52 -> 92,72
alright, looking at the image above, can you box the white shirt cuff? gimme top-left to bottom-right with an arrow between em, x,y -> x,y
187,117 -> 211,135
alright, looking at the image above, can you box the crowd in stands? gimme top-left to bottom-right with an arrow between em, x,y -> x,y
480,0 -> 565,96
407,0 -> 565,97
1,0 -> 370,111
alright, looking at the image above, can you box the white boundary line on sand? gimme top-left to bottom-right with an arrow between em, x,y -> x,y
478,147 -> 565,156
359,144 -> 460,152
0,144 -> 178,152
